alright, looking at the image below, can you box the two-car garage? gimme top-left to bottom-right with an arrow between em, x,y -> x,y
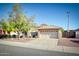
39,32 -> 58,39
38,25 -> 62,39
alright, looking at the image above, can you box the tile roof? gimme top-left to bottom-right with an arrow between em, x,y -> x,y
38,24 -> 62,30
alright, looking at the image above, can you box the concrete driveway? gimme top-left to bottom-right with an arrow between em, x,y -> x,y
25,38 -> 63,51
0,38 -> 63,52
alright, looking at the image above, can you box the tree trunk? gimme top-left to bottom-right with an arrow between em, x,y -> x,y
8,32 -> 10,37
8,32 -> 11,40
24,32 -> 27,37
17,31 -> 20,40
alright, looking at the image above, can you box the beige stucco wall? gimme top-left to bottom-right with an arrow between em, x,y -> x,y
58,30 -> 62,39
38,31 -> 41,38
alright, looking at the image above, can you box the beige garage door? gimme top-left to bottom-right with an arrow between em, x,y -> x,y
50,32 -> 58,38
40,32 -> 49,39
40,32 -> 58,39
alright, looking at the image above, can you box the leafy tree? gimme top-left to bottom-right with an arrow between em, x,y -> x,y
28,16 -> 37,32
12,4 -> 34,39
0,19 -> 10,34
0,4 -> 37,39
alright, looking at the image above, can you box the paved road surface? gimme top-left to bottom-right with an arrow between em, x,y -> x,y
0,44 -> 79,56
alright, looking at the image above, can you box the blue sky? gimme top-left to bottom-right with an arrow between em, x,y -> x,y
0,3 -> 79,30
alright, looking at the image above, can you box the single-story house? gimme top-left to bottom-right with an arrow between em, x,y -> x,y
0,24 -> 63,39
38,24 -> 62,39
75,29 -> 79,39
0,28 -> 3,35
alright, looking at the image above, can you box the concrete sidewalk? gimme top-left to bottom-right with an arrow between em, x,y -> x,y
0,39 -> 79,54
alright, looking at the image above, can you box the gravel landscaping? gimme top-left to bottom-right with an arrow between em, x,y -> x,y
58,38 -> 79,47
0,38 -> 36,43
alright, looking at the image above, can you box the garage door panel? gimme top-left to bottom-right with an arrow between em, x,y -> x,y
40,32 -> 49,39
40,32 -> 58,39
50,32 -> 58,38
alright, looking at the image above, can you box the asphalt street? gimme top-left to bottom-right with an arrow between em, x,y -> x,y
0,44 -> 79,56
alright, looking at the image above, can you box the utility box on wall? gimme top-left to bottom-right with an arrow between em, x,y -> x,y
76,31 -> 79,39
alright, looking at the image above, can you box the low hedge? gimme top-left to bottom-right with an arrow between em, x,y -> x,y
0,34 -> 7,39
0,34 -> 17,39
12,35 -> 17,38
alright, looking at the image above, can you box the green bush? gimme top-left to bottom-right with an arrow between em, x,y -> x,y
12,35 -> 16,38
0,34 -> 12,39
0,34 -> 7,39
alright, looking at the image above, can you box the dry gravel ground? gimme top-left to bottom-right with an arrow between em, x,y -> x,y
0,38 -> 36,43
58,38 -> 79,47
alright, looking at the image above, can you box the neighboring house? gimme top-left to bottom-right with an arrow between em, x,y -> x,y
0,26 -> 4,35
0,28 -> 3,35
10,31 -> 18,36
38,24 -> 62,39
28,26 -> 38,38
75,29 -> 79,39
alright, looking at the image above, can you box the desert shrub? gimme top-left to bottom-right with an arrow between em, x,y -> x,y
0,34 -> 8,39
12,35 -> 16,38
0,34 -> 12,39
